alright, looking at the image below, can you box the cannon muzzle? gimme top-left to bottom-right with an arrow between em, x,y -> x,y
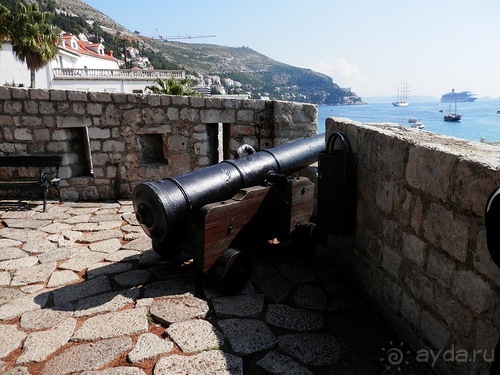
133,134 -> 325,250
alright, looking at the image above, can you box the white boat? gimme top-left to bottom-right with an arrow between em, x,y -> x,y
408,117 -> 424,129
392,81 -> 410,106
440,89 -> 477,103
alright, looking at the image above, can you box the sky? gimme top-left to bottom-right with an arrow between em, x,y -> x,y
83,0 -> 500,99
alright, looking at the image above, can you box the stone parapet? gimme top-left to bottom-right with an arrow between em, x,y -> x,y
0,87 -> 318,201
325,117 -> 500,375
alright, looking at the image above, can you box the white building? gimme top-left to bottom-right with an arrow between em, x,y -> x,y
0,34 -> 184,93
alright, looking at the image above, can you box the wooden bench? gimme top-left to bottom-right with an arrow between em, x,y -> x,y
0,155 -> 63,211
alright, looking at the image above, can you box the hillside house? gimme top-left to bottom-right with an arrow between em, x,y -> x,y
0,34 -> 184,93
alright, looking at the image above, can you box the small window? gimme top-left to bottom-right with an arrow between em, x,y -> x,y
136,134 -> 167,164
132,89 -> 143,94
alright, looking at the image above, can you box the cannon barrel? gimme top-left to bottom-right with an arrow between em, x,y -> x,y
133,134 -> 325,246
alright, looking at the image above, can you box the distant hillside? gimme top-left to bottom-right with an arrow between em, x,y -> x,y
141,40 -> 360,104
6,0 -> 363,105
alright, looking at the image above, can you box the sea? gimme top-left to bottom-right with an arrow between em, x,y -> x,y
317,100 -> 500,143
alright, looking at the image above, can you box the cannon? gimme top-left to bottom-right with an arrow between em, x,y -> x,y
133,134 -> 325,291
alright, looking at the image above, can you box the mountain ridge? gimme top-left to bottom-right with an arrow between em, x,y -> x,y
15,0 -> 363,104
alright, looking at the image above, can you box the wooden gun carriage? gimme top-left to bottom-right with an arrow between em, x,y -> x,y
133,134 -> 325,291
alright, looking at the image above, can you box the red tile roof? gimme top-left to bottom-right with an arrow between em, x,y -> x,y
61,35 -> 117,62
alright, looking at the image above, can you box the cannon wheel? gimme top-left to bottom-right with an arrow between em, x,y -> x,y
211,248 -> 252,293
152,238 -> 182,258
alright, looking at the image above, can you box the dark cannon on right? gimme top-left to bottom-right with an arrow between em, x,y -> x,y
133,134 -> 325,291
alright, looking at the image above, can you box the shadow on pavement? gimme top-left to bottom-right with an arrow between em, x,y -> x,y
33,250 -> 205,313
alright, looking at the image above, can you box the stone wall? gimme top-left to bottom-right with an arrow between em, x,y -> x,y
326,117 -> 500,375
0,87 -> 317,201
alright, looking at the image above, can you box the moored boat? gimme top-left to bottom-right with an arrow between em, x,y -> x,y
444,113 -> 462,122
408,117 -> 424,129
441,89 -> 464,122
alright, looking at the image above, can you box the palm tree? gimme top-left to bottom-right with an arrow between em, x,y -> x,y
8,2 -> 60,88
146,77 -> 201,96
0,5 -> 12,46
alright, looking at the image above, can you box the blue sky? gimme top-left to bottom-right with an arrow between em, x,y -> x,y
84,0 -> 500,99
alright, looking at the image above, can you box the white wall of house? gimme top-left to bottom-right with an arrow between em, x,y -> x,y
0,42 -> 118,88
0,41 -> 160,93
0,43 -> 31,87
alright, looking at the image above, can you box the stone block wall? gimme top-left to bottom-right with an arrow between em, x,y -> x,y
326,117 -> 500,375
0,87 -> 317,201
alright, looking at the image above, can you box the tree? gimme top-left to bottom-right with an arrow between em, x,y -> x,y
145,77 -> 200,96
0,5 -> 12,45
8,2 -> 60,88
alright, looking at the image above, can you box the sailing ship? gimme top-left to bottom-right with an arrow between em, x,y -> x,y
392,81 -> 410,106
444,112 -> 461,122
443,101 -> 461,122
441,89 -> 463,122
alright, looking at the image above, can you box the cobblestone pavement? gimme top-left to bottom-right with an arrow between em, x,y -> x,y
0,199 -> 434,374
